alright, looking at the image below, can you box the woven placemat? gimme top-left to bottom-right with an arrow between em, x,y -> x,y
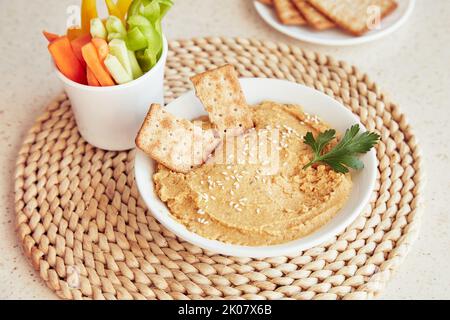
14,37 -> 422,300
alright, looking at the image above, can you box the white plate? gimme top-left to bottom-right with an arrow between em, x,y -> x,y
134,78 -> 377,258
254,0 -> 415,46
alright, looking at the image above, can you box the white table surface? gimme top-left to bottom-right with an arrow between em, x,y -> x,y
0,0 -> 449,299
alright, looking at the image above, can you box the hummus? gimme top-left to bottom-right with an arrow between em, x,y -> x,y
153,102 -> 352,246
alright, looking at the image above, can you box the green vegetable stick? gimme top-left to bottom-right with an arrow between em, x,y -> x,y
159,0 -> 173,17
128,50 -> 143,79
106,16 -> 127,39
128,0 -> 144,17
138,24 -> 162,59
104,54 -> 133,84
109,39 -> 133,76
154,17 -> 162,36
126,27 -> 148,51
141,1 -> 160,23
136,48 -> 156,72
127,14 -> 151,27
108,32 -> 125,41
90,18 -> 107,39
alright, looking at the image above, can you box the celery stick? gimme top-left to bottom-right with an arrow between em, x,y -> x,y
108,32 -> 125,41
128,0 -> 143,17
106,16 -> 126,38
141,1 -> 160,24
159,0 -> 173,17
136,48 -> 156,72
128,50 -> 143,79
126,27 -> 148,51
127,15 -> 151,27
109,39 -> 133,76
138,24 -> 162,59
90,18 -> 107,39
154,17 -> 162,36
104,54 -> 133,84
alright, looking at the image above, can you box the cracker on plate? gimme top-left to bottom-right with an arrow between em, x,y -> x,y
307,0 -> 397,35
190,64 -> 254,136
292,0 -> 334,30
135,104 -> 220,173
273,0 -> 307,25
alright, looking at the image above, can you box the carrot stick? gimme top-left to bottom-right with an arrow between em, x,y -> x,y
87,67 -> 100,86
91,38 -> 109,61
42,30 -> 60,42
48,36 -> 87,84
71,34 -> 92,68
91,38 -> 111,78
81,42 -> 115,86
67,27 -> 85,41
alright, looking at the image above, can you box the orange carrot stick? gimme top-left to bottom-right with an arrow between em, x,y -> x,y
42,30 -> 60,42
48,36 -> 87,84
81,42 -> 115,86
71,34 -> 92,68
91,38 -> 109,60
87,67 -> 100,86
67,27 -> 85,41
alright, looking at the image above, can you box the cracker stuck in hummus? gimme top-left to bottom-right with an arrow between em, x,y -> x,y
135,104 -> 220,173
191,65 -> 254,137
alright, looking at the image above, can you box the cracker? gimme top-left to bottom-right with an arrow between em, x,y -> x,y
273,0 -> 307,25
135,104 -> 220,173
292,0 -> 334,30
258,0 -> 273,5
307,0 -> 397,36
190,65 -> 254,136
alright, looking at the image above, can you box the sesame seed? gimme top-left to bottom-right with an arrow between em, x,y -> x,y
197,217 -> 209,224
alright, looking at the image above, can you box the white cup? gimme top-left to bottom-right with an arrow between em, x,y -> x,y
55,36 -> 168,151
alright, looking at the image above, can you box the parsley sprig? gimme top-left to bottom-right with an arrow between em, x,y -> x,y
303,124 -> 380,173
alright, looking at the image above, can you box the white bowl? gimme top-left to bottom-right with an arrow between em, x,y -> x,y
134,78 -> 377,258
55,36 -> 168,151
254,0 -> 415,46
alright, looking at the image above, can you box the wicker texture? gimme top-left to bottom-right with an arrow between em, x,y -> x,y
14,37 -> 422,300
